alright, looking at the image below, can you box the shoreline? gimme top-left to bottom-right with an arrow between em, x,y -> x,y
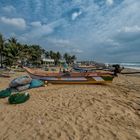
121,68 -> 140,77
122,68 -> 140,72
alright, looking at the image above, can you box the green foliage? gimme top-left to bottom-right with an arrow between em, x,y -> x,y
0,33 -> 77,67
63,53 -> 76,65
0,33 -> 5,67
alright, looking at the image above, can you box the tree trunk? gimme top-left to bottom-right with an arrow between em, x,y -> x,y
0,50 -> 3,68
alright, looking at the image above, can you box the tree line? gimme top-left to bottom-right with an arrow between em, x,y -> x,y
0,33 -> 76,68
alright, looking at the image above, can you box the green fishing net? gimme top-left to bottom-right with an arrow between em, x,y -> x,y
8,92 -> 30,104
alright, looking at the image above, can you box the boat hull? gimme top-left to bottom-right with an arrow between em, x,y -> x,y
28,72 -> 114,84
24,67 -> 114,84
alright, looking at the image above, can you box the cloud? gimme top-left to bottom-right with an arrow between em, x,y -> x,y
72,49 -> 83,53
72,10 -> 82,20
106,39 -> 120,46
106,0 -> 114,5
2,5 -> 16,13
30,21 -> 42,27
20,24 -> 53,41
0,17 -> 26,29
47,38 -> 70,45
119,25 -> 140,33
20,19 -> 64,42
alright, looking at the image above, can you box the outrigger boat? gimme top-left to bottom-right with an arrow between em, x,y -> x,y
73,66 -> 103,72
24,67 -> 114,84
0,73 -> 10,78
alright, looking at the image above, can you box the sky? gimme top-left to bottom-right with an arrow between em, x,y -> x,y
0,0 -> 140,63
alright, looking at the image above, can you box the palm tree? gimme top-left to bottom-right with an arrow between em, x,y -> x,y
0,33 -> 5,68
8,37 -> 17,44
26,45 -> 43,66
71,55 -> 76,63
56,52 -> 61,60
63,53 -> 69,63
8,37 -> 20,65
63,53 -> 73,64
45,51 -> 50,58
3,37 -> 25,66
51,52 -> 61,65
63,53 -> 76,65
4,43 -> 19,66
49,50 -> 54,59
55,51 -> 61,65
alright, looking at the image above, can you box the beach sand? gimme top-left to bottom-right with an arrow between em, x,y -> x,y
0,70 -> 140,140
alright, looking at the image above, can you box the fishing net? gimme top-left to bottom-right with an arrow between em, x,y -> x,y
0,88 -> 11,98
8,92 -> 30,104
16,84 -> 30,91
29,79 -> 44,89
9,76 -> 32,88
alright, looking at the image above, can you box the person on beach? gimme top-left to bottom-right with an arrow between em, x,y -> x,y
113,64 -> 120,76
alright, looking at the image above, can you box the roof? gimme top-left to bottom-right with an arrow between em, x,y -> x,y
42,58 -> 54,62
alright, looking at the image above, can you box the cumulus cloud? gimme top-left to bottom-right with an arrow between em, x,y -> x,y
106,0 -> 114,5
72,11 -> 82,20
120,26 -> 140,33
0,17 -> 26,29
43,38 -> 83,54
45,39 -> 72,51
20,24 -> 53,41
2,5 -> 16,13
30,21 -> 42,27
20,19 -> 64,42
47,38 -> 70,45
72,49 -> 83,53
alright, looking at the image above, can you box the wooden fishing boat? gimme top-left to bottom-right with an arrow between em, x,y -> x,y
73,66 -> 103,72
24,67 -> 114,84
73,64 -> 104,72
0,74 -> 10,78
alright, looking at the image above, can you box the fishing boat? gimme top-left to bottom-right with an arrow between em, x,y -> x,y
24,67 -> 114,84
73,64 -> 104,72
0,73 -> 10,78
73,66 -> 103,72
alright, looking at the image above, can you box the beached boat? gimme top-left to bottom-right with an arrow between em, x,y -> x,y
73,66 -> 103,72
24,67 -> 114,84
73,64 -> 104,72
0,73 -> 10,78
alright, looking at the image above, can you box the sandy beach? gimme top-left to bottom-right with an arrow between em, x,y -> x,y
0,69 -> 140,140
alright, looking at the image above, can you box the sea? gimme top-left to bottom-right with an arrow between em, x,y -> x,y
106,62 -> 140,70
